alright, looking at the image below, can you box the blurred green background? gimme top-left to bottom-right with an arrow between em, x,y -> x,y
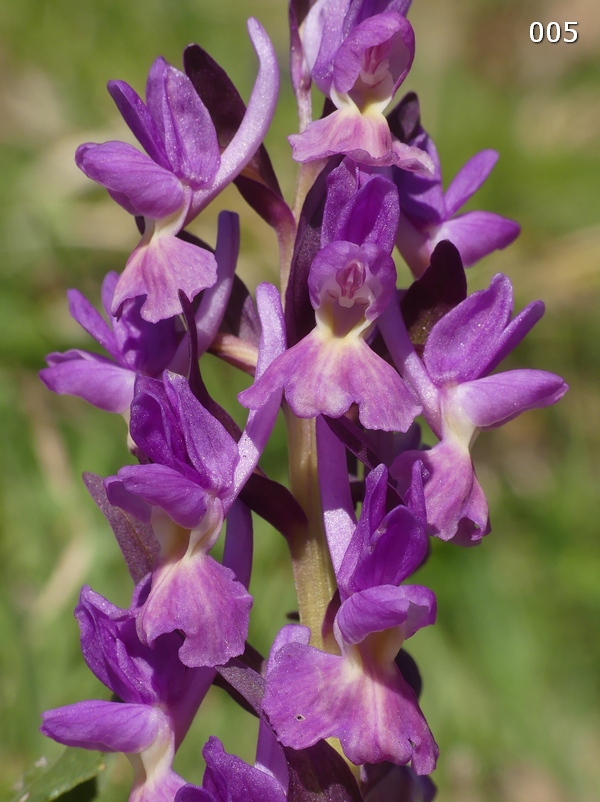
1,0 -> 599,800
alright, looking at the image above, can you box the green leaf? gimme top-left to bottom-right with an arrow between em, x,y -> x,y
11,748 -> 110,802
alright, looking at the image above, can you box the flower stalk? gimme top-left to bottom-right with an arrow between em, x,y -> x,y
284,408 -> 337,650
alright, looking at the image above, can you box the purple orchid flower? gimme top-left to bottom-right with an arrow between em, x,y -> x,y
39,271 -> 182,415
263,464 -> 438,773
105,284 -> 286,667
40,210 -> 238,413
105,371 -> 253,668
289,1 -> 431,173
41,586 -> 214,802
381,271 -> 568,543
393,121 -> 520,276
76,19 -> 278,322
240,163 -> 420,431
175,736 -> 287,802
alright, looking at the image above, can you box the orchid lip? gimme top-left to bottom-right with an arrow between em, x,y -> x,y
316,302 -> 373,340
330,85 -> 392,117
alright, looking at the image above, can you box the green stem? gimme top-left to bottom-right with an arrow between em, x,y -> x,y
284,407 -> 337,649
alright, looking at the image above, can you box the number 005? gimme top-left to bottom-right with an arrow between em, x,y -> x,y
530,22 -> 578,43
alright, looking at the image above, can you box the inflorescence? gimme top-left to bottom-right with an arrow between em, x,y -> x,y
38,3 -> 567,801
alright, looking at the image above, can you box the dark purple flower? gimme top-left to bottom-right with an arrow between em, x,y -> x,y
40,271 -> 182,414
41,586 -> 213,802
393,123 -> 520,276
240,167 -> 420,431
290,1 -> 431,171
175,736 -> 287,802
384,272 -> 568,542
263,465 -> 438,773
76,20 -> 278,322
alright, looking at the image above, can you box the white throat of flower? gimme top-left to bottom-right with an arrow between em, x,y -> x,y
441,385 -> 480,452
316,258 -> 378,339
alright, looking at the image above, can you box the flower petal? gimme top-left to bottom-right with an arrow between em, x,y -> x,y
444,149 -> 498,215
332,14 -> 414,97
75,587 -> 159,705
116,464 -> 209,529
145,56 -> 169,140
289,106 -> 396,165
303,0 -> 350,94
41,701 -> 159,753
107,79 -> 170,169
137,553 -> 252,667
394,213 -> 433,278
392,442 -> 490,542
423,274 -> 514,384
316,416 -> 357,576
223,499 -> 253,590
134,768 -> 188,802
263,639 -> 437,772
40,351 -> 135,413
189,19 -> 279,217
484,299 -> 545,374
454,369 -> 568,430
323,166 -> 401,252
201,737 -> 287,802
393,128 -> 444,225
228,283 -> 286,505
75,141 -> 185,218
163,373 -> 239,495
67,288 -> 118,357
160,66 -> 220,187
112,232 -> 218,323
240,330 -> 419,432
335,585 -> 436,646
433,211 -> 520,268
339,465 -> 428,594
128,376 -> 189,468
391,140 -> 435,176
193,211 -> 239,357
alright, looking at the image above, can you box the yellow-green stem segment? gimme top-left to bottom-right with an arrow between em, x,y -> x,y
284,407 -> 337,650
